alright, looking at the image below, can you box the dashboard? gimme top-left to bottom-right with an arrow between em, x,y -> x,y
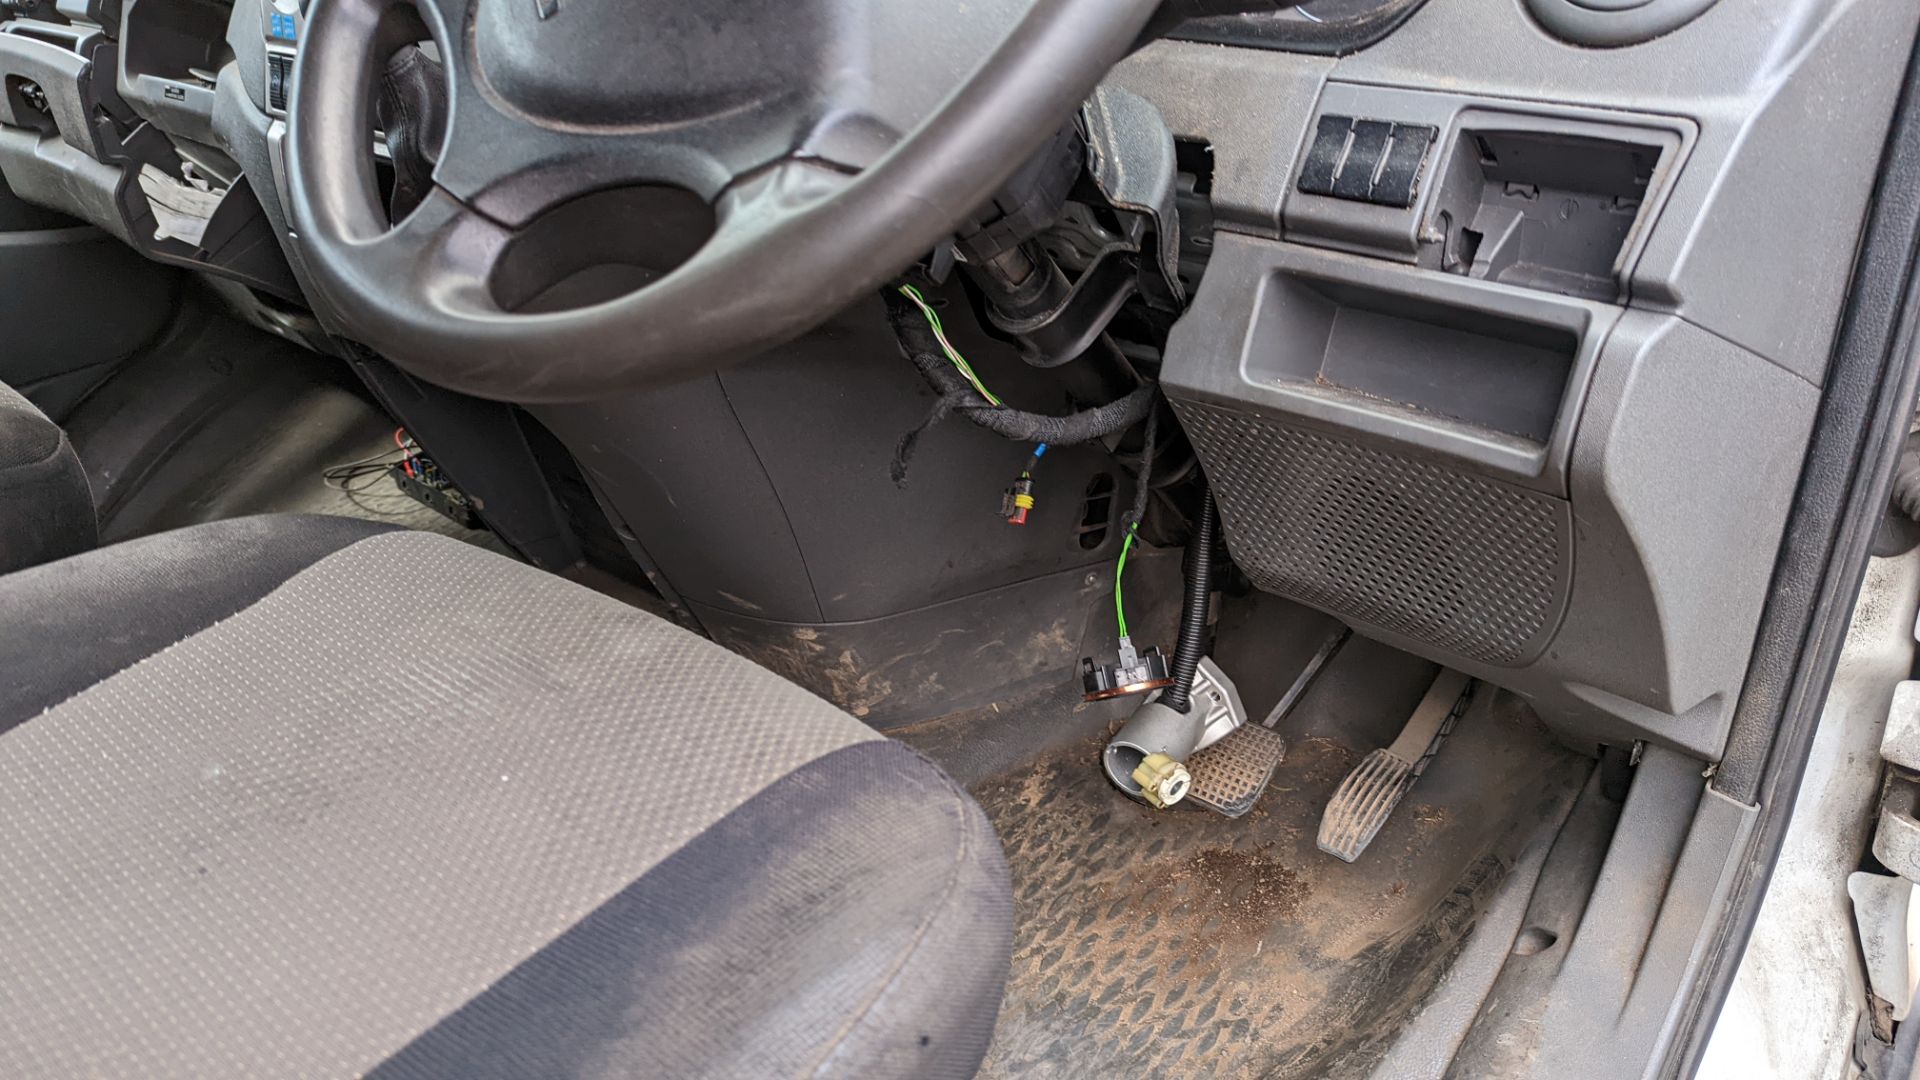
0,0 -> 1420,321
0,0 -> 313,303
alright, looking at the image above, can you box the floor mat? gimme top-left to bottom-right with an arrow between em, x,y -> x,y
65,308 -> 508,554
957,654 -> 1589,1079
112,380 -> 506,549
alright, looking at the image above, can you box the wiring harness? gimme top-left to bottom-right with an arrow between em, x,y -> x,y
321,427 -> 422,496
887,279 -> 1183,698
885,283 -> 1156,487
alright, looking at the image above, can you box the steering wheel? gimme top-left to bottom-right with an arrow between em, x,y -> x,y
285,0 -> 1161,403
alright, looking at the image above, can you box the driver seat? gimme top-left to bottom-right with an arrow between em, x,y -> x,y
0,514 -> 1012,1079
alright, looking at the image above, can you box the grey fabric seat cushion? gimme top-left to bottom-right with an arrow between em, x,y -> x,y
0,522 -> 1011,1079
0,379 -> 96,576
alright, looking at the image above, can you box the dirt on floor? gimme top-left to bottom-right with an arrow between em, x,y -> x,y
966,690 -> 1589,1080
1182,848 -> 1311,928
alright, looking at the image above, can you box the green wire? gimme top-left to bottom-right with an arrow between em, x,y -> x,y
1115,522 -> 1138,639
897,284 -> 1004,407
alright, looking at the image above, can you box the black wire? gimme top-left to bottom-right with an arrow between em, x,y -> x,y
320,446 -> 426,517
1161,488 -> 1218,715
321,465 -> 390,489
883,286 -> 1157,482
322,442 -> 411,473
1126,403 -> 1159,531
321,462 -> 401,488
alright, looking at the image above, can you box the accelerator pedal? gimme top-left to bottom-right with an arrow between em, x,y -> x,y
1186,724 -> 1287,818
1317,669 -> 1473,863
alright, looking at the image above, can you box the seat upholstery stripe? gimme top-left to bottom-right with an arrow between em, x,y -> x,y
368,739 -> 1012,1080
0,514 -> 399,731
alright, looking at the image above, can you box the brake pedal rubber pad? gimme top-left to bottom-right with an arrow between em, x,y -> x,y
1185,725 -> 1287,819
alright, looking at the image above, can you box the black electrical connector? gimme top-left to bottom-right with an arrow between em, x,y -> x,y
1082,644 -> 1172,702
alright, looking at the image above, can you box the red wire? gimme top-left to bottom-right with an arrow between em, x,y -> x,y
394,427 -> 416,477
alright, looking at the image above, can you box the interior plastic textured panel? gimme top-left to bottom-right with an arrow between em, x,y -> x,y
1175,399 -> 1569,666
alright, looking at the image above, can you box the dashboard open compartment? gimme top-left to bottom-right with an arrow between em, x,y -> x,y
118,0 -> 229,84
1247,270 -> 1578,445
1421,112 -> 1682,303
1165,239 -> 1617,495
116,0 -> 229,144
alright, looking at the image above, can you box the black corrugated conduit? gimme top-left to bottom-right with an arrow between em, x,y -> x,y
1160,488 -> 1217,714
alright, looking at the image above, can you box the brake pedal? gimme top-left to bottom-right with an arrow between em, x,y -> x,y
1317,669 -> 1472,863
1186,724 -> 1287,818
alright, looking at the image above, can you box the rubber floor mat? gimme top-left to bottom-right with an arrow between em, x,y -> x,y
969,688 -> 1587,1079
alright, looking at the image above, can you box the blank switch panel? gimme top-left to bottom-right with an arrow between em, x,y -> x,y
1296,115 -> 1438,209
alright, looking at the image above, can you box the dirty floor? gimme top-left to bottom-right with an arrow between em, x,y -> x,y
905,634 -> 1590,1079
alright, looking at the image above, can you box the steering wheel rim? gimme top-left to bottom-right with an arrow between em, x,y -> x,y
285,0 -> 1161,404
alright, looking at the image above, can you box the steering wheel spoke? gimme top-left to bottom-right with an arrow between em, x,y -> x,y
312,186 -> 507,346
711,157 -> 856,244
